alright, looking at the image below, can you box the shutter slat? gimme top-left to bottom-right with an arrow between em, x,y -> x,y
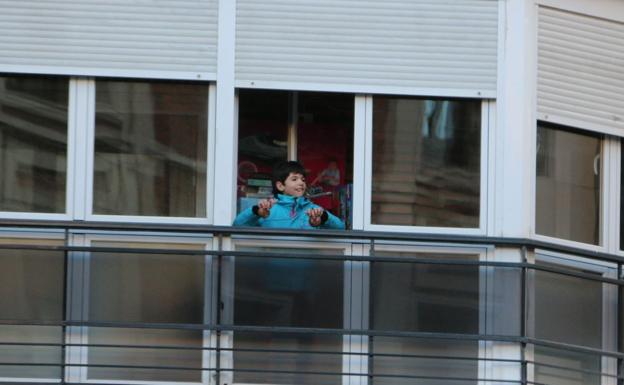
537,6 -> 624,135
236,0 -> 499,97
0,0 -> 218,79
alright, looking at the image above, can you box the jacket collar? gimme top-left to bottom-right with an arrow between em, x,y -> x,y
276,194 -> 310,207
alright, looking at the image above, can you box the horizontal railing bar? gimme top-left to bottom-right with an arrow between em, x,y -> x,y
0,359 -> 614,384
0,361 -> 523,383
526,360 -> 623,380
0,341 -> 520,363
0,244 -> 619,285
0,220 -> 622,264
0,321 -> 622,359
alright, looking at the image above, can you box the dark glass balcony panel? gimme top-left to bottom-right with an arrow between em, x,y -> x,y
230,247 -> 344,385
86,242 -> 205,382
371,252 -> 480,334
0,242 -> 64,379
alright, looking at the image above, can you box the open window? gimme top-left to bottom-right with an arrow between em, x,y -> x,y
236,89 -> 354,228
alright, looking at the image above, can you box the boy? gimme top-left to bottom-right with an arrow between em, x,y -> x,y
234,161 -> 345,229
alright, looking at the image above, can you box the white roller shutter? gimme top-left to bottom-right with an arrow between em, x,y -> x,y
538,6 -> 624,136
236,0 -> 499,98
0,0 -> 218,80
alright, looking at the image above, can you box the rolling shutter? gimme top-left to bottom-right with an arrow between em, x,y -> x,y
0,0 -> 218,80
538,6 -> 624,135
236,0 -> 499,98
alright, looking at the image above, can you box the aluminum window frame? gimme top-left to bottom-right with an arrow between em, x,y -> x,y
531,123 -> 617,252
77,79 -> 216,224
363,97 -> 492,235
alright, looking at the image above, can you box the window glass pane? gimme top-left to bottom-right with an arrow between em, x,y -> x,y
237,90 -> 354,228
536,124 -> 601,244
0,76 -> 68,213
229,247 -> 344,385
370,252 -> 480,385
372,97 -> 481,227
0,239 -> 64,379
533,261 -> 610,385
86,241 -> 205,382
94,80 -> 208,217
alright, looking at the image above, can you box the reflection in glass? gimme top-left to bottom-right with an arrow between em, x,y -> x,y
370,252 -> 480,384
371,252 -> 480,334
230,247 -> 343,385
372,97 -> 481,227
0,244 -> 64,379
536,124 -> 601,244
533,265 -> 608,385
373,338 -> 478,385
94,80 -> 208,217
0,76 -> 68,213
86,242 -> 204,382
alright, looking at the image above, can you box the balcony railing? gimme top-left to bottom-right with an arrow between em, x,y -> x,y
0,220 -> 620,385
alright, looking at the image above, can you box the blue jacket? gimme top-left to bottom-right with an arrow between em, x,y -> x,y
233,194 -> 345,229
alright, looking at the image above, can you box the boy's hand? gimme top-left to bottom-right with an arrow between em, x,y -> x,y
257,198 -> 276,218
307,208 -> 324,227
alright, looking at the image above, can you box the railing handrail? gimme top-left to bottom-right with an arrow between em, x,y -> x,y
0,219 -> 622,264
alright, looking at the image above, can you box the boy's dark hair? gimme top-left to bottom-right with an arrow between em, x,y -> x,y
272,160 -> 307,195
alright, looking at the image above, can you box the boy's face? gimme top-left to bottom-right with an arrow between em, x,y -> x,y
276,172 -> 306,197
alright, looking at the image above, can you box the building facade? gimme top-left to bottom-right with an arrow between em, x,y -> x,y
0,0 -> 622,384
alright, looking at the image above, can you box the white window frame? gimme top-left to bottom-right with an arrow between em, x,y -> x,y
0,75 -> 74,221
527,249 -> 619,385
219,236 -> 354,385
73,80 -> 216,224
531,124 -> 615,252
65,231 -> 214,385
610,139 -> 622,255
363,97 -> 492,235
0,231 -> 66,384
360,241 -> 493,385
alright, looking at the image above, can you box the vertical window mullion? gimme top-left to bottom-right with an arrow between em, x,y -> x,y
363,95 -> 373,230
480,100 -> 491,234
70,78 -> 94,221
206,84 -> 217,226
607,138 -> 622,254
352,95 -> 367,231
